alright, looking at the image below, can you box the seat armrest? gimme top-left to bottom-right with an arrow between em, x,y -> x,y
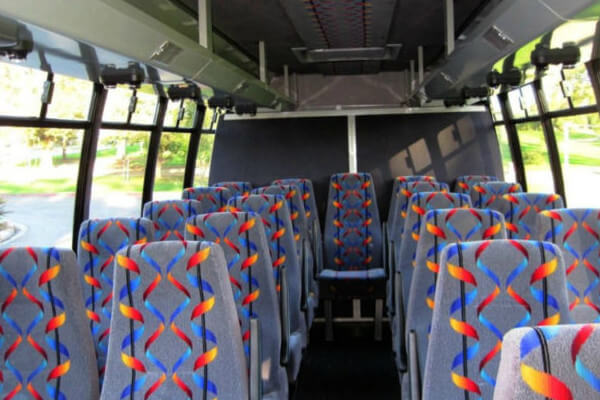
383,221 -> 389,278
300,242 -> 310,311
250,319 -> 262,400
279,266 -> 290,366
408,330 -> 421,400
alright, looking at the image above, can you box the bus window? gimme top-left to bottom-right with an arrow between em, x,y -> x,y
153,132 -> 190,200
164,99 -> 197,128
130,85 -> 158,125
103,85 -> 131,122
195,134 -> 215,186
89,130 -> 150,218
508,85 -> 538,119
47,74 -> 94,120
494,125 -> 515,182
489,96 -> 503,122
553,114 -> 600,207
0,127 -> 83,247
0,62 -> 46,117
508,88 -> 526,119
516,122 -> 554,192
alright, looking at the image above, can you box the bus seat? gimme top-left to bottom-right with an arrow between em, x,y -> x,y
422,240 -> 571,400
497,193 -> 564,240
213,181 -> 252,197
77,217 -> 154,383
454,175 -> 498,194
101,241 -> 249,399
185,212 -> 289,399
393,191 -> 471,369
495,323 -> 600,400
0,247 -> 99,399
182,186 -> 233,212
403,209 -> 506,393
470,181 -> 523,210
537,208 -> 600,323
387,176 -> 438,235
229,194 -> 307,382
142,199 -> 201,241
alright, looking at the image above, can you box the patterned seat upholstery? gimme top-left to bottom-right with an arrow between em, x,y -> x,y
228,194 -> 306,381
454,175 -> 498,194
272,178 -> 323,273
495,323 -> 600,400
388,180 -> 449,241
422,240 -> 571,400
185,212 -> 288,399
497,193 -> 564,239
142,200 -> 201,241
392,191 -> 471,367
387,176 -> 438,233
77,218 -> 154,382
0,247 -> 99,398
403,209 -> 506,386
213,181 -> 252,197
182,186 -> 233,212
322,173 -> 383,279
470,181 -> 523,210
537,208 -> 600,323
101,241 -> 249,399
255,184 -> 318,324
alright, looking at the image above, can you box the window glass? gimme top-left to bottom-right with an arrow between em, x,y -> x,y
520,84 -> 539,117
195,134 -> 215,186
164,99 -> 197,128
489,96 -> 503,122
0,62 -> 47,117
103,85 -> 132,122
508,88 -> 526,119
90,130 -> 150,218
130,85 -> 158,125
563,42 -> 595,109
553,114 -> 600,207
494,125 -> 515,182
47,74 -> 94,120
542,65 -> 572,112
516,122 -> 554,193
0,127 -> 83,247
153,132 -> 190,200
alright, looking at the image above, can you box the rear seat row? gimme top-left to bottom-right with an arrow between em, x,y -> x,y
3,174 -> 600,399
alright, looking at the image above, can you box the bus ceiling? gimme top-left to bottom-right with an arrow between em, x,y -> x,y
0,0 -> 597,111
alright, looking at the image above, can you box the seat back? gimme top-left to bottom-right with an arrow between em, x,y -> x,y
497,193 -> 564,239
387,175 -> 437,226
142,199 -> 201,241
389,180 -> 450,241
323,172 -> 383,271
537,208 -> 600,322
0,247 -> 99,399
396,191 -> 472,308
406,209 -> 507,380
495,323 -> 600,400
228,194 -> 305,341
470,181 -> 523,210
102,241 -> 249,399
77,217 -> 154,380
182,186 -> 233,212
454,175 -> 498,194
213,181 -> 252,197
185,212 -> 287,397
423,240 -> 571,400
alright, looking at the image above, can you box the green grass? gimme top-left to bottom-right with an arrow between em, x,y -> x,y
0,178 -> 76,193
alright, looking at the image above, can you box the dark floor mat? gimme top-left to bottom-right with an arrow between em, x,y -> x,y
293,321 -> 401,399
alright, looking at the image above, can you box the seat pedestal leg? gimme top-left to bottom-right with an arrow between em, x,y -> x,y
374,298 -> 383,341
325,299 -> 334,341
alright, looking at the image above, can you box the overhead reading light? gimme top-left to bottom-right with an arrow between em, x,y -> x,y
208,95 -> 234,110
291,44 -> 403,63
531,43 -> 580,70
100,63 -> 145,88
234,103 -> 257,116
487,68 -> 522,88
462,86 -> 491,99
167,84 -> 201,101
0,17 -> 33,61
